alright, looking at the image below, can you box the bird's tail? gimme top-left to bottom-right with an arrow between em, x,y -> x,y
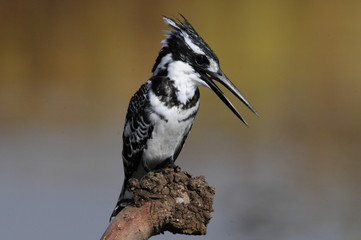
109,177 -> 133,222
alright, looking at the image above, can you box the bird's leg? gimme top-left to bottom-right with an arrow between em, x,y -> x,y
167,157 -> 181,172
153,157 -> 181,172
143,159 -> 152,173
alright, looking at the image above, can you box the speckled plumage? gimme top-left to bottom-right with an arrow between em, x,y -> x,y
110,15 -> 257,221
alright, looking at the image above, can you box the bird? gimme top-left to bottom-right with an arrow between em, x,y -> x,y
110,15 -> 257,221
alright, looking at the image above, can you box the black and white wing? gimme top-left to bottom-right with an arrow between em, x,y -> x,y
122,80 -> 154,178
110,81 -> 154,221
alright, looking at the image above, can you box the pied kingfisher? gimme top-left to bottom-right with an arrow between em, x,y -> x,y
110,15 -> 257,220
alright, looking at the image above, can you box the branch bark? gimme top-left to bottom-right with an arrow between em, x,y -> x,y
100,168 -> 215,240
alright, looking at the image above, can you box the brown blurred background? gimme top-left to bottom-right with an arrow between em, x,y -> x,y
1,1 -> 360,239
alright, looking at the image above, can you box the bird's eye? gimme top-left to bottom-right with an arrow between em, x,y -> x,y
195,54 -> 209,66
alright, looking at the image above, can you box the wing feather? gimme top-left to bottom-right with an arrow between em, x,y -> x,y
111,81 -> 154,221
122,81 -> 153,178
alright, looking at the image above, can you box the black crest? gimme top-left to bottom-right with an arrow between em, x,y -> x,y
152,15 -> 218,72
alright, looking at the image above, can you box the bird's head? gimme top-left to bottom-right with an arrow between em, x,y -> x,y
152,15 -> 257,125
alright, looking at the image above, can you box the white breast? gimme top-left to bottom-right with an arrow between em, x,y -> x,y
142,91 -> 199,168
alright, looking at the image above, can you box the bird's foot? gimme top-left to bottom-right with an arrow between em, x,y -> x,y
168,161 -> 181,172
143,164 -> 151,173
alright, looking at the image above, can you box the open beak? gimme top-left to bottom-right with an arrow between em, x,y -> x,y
203,69 -> 258,126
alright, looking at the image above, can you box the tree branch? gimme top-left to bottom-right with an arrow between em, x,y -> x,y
100,168 -> 215,240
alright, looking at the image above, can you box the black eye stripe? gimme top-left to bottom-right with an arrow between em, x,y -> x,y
195,54 -> 210,66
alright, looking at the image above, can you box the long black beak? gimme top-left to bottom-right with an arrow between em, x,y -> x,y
203,69 -> 258,126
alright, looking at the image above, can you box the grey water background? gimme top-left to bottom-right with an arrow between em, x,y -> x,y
1,1 -> 361,239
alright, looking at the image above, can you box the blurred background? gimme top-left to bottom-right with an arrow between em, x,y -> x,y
1,1 -> 360,239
